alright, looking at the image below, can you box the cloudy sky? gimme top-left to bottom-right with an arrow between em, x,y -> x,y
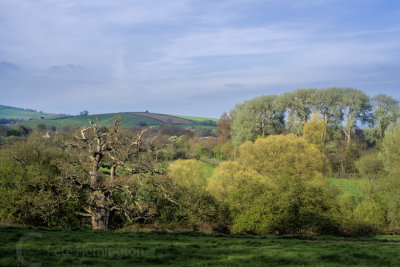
1,0 -> 399,117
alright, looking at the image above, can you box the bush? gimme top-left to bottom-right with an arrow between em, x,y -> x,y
0,142 -> 83,227
237,134 -> 331,178
337,194 -> 386,236
231,175 -> 341,235
212,141 -> 234,160
160,160 -> 224,231
208,134 -> 338,234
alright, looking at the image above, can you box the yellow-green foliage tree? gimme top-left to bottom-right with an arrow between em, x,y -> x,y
166,159 -> 221,231
303,112 -> 328,146
207,161 -> 263,204
237,134 -> 331,178
376,121 -> 400,226
168,159 -> 207,190
207,134 -> 337,234
231,175 -> 340,235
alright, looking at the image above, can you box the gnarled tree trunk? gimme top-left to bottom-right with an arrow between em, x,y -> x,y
91,190 -> 110,230
89,152 -> 110,230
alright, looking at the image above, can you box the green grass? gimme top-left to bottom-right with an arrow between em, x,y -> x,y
0,105 -> 54,119
328,178 -> 363,198
14,113 -> 217,131
168,114 -> 218,123
200,161 -> 216,178
16,113 -> 167,130
1,226 -> 400,266
177,124 -> 217,129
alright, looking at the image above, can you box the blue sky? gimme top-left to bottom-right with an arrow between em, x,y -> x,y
1,0 -> 399,117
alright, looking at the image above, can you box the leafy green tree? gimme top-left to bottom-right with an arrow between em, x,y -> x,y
340,88 -> 372,144
303,112 -> 328,146
208,134 -> 335,234
230,95 -> 285,146
207,161 -> 263,205
281,89 -> 316,125
237,134 -> 331,178
168,159 -> 207,189
215,112 -> 231,144
312,88 -> 344,140
231,175 -> 340,235
166,160 -> 222,231
312,88 -> 344,125
353,122 -> 400,231
0,142 -> 82,226
380,120 -> 400,176
372,94 -> 400,137
212,140 -> 234,161
377,121 -> 400,226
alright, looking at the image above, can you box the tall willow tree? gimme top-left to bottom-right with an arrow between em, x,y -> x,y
372,94 -> 400,137
340,88 -> 372,144
312,88 -> 344,124
281,89 -> 316,135
230,95 -> 285,146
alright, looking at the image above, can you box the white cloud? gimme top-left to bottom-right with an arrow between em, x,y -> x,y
0,0 -> 399,116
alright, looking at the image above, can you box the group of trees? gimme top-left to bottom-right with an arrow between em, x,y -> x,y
0,117 -> 223,231
1,88 -> 400,236
229,88 -> 400,175
230,88 -> 399,146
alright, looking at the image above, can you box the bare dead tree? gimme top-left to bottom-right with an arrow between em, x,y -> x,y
65,117 -> 150,230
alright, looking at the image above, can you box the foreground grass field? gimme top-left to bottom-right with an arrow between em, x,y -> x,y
1,226 -> 400,266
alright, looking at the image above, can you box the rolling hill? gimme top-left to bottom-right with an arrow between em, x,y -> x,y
16,113 -> 217,131
0,105 -> 218,131
0,105 -> 56,120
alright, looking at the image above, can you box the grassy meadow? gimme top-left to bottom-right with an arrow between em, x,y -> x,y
1,226 -> 400,266
169,114 -> 219,123
328,177 -> 363,199
17,113 -> 162,129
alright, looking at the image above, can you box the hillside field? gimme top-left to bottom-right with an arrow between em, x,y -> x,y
13,113 -> 217,130
1,226 -> 400,266
0,105 -> 219,130
0,105 -> 54,120
171,114 -> 219,123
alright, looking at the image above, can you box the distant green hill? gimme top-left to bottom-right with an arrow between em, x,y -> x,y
0,105 -> 54,120
15,112 -> 217,131
0,105 -> 217,131
169,114 -> 218,123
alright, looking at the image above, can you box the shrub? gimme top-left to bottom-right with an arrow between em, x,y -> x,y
231,175 -> 341,235
208,134 -> 337,234
237,134 -> 331,178
0,142 -> 83,227
160,160 -> 223,231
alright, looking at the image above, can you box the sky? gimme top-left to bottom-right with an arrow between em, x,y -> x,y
1,0 -> 400,118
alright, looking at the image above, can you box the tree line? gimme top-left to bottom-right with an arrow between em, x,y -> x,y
230,88 -> 399,146
228,88 -> 399,175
